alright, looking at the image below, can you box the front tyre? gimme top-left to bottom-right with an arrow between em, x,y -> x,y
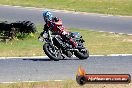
43,43 -> 61,61
74,48 -> 89,60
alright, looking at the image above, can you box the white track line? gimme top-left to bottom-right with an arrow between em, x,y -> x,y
0,54 -> 132,60
128,34 -> 132,36
108,54 -> 132,56
0,80 -> 63,84
0,56 -> 48,59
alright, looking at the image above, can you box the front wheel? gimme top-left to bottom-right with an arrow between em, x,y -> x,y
43,43 -> 61,61
74,48 -> 89,60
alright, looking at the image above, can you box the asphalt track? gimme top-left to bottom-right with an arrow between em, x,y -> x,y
0,56 -> 132,82
0,5 -> 132,34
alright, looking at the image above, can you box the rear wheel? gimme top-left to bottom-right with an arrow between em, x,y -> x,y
74,48 -> 89,60
43,43 -> 61,61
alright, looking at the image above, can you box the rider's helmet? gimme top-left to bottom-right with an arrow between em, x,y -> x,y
43,10 -> 53,22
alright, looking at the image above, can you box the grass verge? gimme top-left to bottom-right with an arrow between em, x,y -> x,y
0,80 -> 132,88
0,25 -> 132,57
0,0 -> 132,15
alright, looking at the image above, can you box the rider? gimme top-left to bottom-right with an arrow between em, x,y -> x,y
42,10 -> 77,50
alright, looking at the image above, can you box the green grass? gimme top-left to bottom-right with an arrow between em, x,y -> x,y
0,81 -> 75,88
0,25 -> 132,57
0,0 -> 132,15
0,80 -> 131,88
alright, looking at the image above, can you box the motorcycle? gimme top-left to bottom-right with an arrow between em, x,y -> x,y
38,27 -> 89,61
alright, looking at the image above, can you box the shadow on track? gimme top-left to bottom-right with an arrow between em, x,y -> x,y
23,58 -> 51,61
23,58 -> 83,62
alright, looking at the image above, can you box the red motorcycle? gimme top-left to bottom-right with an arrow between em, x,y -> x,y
39,30 -> 89,61
39,19 -> 89,61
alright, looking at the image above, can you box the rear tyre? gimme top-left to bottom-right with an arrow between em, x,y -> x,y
43,43 -> 61,61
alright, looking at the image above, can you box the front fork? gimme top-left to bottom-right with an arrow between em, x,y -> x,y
48,30 -> 59,54
48,30 -> 54,45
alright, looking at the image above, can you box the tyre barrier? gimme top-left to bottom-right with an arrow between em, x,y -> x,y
0,21 -> 37,40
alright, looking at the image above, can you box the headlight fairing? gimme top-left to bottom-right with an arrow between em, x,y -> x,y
43,32 -> 48,38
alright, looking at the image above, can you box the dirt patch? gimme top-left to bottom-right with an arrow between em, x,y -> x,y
123,39 -> 132,42
24,82 -> 132,88
81,83 -> 132,88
